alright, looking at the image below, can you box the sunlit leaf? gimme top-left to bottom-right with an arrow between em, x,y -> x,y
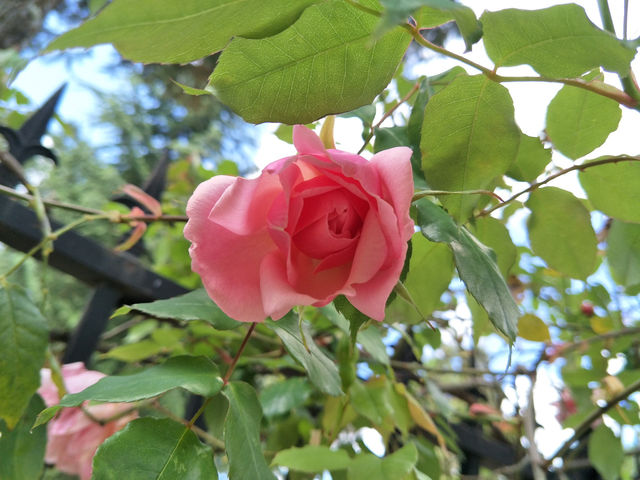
517,314 -> 550,342
209,0 -> 411,124
272,446 -> 351,473
482,4 -> 635,77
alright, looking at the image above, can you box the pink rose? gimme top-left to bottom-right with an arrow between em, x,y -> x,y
185,125 -> 414,322
38,363 -> 137,480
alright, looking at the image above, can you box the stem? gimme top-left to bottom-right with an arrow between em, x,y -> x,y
548,326 -> 640,359
597,0 -> 616,35
0,184 -> 189,222
623,0 -> 629,40
412,189 -> 503,203
223,323 -> 257,385
478,156 -> 640,217
0,214 -> 108,280
358,80 -> 421,154
154,401 -> 225,449
186,323 -> 257,429
544,376 -> 640,468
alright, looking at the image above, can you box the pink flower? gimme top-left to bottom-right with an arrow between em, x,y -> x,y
38,363 -> 137,480
185,125 -> 414,322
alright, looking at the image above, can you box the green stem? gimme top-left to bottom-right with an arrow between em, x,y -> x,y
478,155 -> 640,217
0,214 -> 108,280
597,0 -> 616,35
412,189 -> 503,203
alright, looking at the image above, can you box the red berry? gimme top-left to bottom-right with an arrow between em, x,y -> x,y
580,301 -> 594,317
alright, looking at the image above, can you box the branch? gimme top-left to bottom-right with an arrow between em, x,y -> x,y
479,156 -> 640,217
0,184 -> 188,222
544,376 -> 640,468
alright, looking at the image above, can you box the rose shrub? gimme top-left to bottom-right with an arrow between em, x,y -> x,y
38,363 -> 138,480
185,125 -> 414,322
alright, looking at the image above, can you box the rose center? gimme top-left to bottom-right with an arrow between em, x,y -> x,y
327,205 -> 360,239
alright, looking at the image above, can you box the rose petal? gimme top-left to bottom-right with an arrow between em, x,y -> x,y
293,125 -> 326,156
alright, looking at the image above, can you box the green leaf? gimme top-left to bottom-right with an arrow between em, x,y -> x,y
347,443 -> 418,480
421,75 -> 520,221
481,4 -> 635,77
378,0 -> 481,50
350,377 -> 394,426
223,382 -> 275,480
547,84 -> 621,159
517,314 -> 550,342
400,233 -> 454,320
46,0 -> 319,63
209,0 -> 411,124
526,187 -> 598,279
414,1 -> 482,50
416,199 -> 519,341
579,159 -> 640,223
357,326 -> 390,366
63,355 -> 221,403
92,418 -> 216,479
171,80 -> 212,96
607,221 -> 640,291
272,446 -> 351,473
0,394 -> 46,480
102,339 -> 167,362
588,424 -> 623,480
259,377 -> 312,417
506,134 -> 551,182
114,289 -> 242,330
373,126 -> 409,153
470,217 -> 516,277
0,283 -> 48,429
266,315 -> 342,396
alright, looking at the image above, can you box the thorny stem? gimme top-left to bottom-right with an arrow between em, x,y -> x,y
478,156 -> 640,217
544,376 -> 640,469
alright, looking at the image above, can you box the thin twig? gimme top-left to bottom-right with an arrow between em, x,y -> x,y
478,156 -> 640,217
412,189 -> 503,203
153,401 -> 225,449
544,376 -> 640,468
358,80 -> 421,154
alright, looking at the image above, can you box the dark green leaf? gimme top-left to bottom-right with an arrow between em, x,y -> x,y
357,326 -> 390,366
588,424 -> 623,480
579,159 -> 640,223
526,187 -> 598,279
272,446 -> 351,473
46,0 -> 319,63
209,0 -> 411,124
373,126 -> 409,153
607,221 -> 640,291
92,418 -> 216,479
37,356 -> 222,426
0,283 -> 48,429
416,199 -> 519,341
0,394 -> 46,480
421,75 -> 520,221
482,5 -> 635,77
223,382 -> 275,480
259,377 -> 312,417
547,84 -> 621,159
266,315 -> 342,396
506,134 -> 551,182
114,289 -> 242,330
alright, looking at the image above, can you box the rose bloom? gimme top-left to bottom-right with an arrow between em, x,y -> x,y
38,363 -> 137,480
185,125 -> 414,322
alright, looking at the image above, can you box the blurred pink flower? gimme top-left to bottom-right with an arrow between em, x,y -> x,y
38,363 -> 137,480
185,125 -> 414,322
